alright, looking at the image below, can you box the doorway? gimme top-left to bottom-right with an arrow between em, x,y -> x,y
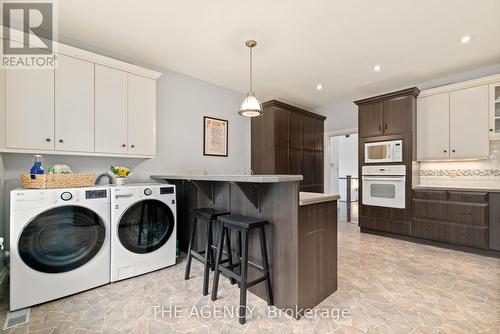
324,129 -> 359,224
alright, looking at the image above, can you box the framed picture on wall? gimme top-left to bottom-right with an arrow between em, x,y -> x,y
203,116 -> 228,157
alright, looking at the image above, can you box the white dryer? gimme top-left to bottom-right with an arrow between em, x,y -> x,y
10,187 -> 110,311
110,184 -> 176,282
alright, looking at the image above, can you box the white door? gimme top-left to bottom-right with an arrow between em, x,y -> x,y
449,85 -> 489,159
417,93 -> 450,160
95,65 -> 128,154
128,74 -> 156,155
55,54 -> 94,152
6,68 -> 54,150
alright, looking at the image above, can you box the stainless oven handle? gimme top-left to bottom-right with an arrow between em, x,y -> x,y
362,177 -> 405,181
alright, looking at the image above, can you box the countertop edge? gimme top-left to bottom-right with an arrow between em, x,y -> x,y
413,185 -> 500,193
299,192 -> 340,206
151,174 -> 304,183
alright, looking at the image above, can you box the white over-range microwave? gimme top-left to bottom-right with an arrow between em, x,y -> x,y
365,140 -> 403,163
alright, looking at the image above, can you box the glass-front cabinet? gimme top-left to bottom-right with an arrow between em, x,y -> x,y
490,82 -> 500,140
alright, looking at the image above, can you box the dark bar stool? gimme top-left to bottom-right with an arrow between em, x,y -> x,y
185,208 -> 233,296
211,214 -> 273,325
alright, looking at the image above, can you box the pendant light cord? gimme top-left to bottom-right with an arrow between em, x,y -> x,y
249,46 -> 253,93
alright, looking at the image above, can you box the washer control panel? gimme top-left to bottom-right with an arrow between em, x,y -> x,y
144,188 -> 152,196
85,189 -> 108,199
60,192 -> 73,201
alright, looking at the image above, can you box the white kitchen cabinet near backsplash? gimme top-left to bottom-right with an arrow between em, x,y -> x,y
417,74 -> 499,161
0,38 -> 161,158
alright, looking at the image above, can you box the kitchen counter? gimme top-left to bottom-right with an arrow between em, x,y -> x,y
154,175 -> 337,317
413,185 -> 500,193
151,174 -> 303,183
299,192 -> 340,206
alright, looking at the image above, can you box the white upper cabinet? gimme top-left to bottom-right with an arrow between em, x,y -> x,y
417,93 -> 450,160
449,85 -> 489,159
55,54 -> 95,152
417,78 -> 493,161
128,74 -> 156,156
6,68 -> 54,150
95,65 -> 128,155
489,82 -> 500,139
0,39 -> 160,157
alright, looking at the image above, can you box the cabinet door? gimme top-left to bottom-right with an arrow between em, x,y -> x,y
128,74 -> 156,155
55,54 -> 94,152
314,118 -> 324,151
490,82 -> 500,139
302,115 -> 315,150
289,112 -> 302,150
449,85 -> 489,159
417,93 -> 450,160
6,68 -> 54,149
0,69 -> 5,148
382,96 -> 412,135
95,65 -> 128,154
358,102 -> 383,137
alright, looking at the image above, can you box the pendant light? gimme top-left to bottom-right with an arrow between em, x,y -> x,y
239,40 -> 263,117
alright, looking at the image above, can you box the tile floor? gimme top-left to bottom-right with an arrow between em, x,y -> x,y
1,222 -> 499,333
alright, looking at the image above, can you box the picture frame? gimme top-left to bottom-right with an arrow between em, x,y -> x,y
203,116 -> 228,157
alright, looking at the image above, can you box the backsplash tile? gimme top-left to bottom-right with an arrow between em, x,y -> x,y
417,141 -> 500,188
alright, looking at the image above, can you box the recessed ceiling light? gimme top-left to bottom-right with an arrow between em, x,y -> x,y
316,84 -> 323,91
461,35 -> 473,44
373,65 -> 381,72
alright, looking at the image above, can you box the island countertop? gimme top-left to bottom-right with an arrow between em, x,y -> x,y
151,174 -> 303,183
299,192 -> 340,206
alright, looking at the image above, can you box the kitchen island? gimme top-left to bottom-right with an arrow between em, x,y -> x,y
151,174 -> 339,317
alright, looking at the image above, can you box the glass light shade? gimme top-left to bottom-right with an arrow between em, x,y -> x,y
239,92 -> 263,117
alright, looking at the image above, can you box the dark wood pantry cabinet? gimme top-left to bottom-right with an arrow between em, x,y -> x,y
251,100 -> 326,193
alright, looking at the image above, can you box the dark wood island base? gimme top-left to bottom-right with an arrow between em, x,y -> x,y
151,175 -> 339,318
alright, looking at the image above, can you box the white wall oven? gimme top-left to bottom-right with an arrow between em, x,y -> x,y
362,165 -> 406,209
365,140 -> 403,163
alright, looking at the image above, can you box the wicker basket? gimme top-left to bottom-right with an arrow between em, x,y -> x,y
21,173 -> 95,189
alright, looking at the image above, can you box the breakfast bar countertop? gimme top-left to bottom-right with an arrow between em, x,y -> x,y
151,174 -> 303,183
299,192 -> 340,206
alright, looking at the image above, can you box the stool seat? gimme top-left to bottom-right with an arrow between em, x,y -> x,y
192,208 -> 230,220
218,214 -> 268,229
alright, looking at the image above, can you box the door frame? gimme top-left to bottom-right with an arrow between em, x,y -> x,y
323,128 -> 358,194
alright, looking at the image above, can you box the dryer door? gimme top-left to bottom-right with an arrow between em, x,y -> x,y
18,206 -> 106,273
118,199 -> 174,254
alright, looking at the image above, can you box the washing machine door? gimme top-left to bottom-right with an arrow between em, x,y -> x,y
118,199 -> 174,254
18,206 -> 106,273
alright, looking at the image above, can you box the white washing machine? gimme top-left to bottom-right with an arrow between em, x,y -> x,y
10,187 -> 110,311
110,184 -> 176,282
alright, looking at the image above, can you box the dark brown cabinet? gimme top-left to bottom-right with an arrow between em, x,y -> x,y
356,88 -> 419,236
357,90 -> 417,138
251,100 -> 326,193
412,190 -> 489,249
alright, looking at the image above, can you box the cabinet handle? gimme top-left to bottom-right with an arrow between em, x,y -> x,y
461,212 -> 473,216
384,123 -> 387,130
462,233 -> 472,238
490,129 -> 493,132
378,124 -> 381,131
131,145 -> 135,148
443,150 -> 447,153
452,149 -> 456,153
58,139 -> 63,143
423,208 -> 433,212
122,144 -> 126,147
45,138 -> 51,142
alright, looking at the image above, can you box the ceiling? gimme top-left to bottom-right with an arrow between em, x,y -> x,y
58,0 -> 500,110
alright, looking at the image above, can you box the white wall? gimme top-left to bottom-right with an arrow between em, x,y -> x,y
318,64 -> 500,132
1,68 -> 250,248
0,155 -> 4,272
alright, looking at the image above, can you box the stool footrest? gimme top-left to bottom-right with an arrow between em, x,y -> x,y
247,275 -> 268,288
